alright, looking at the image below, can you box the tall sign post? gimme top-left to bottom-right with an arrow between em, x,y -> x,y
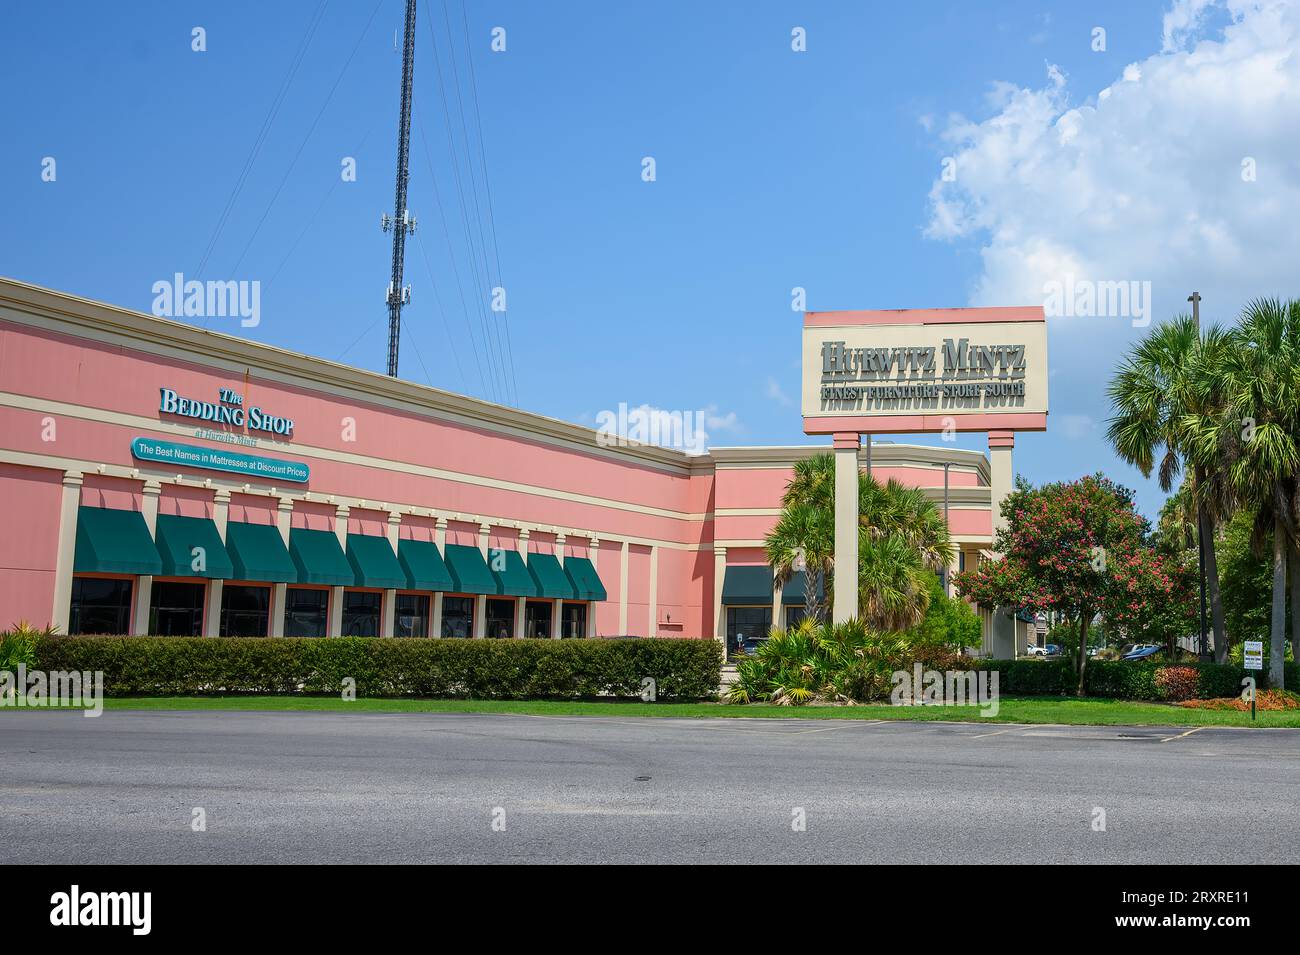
801,307 -> 1049,652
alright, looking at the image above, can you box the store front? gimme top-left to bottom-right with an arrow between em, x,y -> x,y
0,278 -> 1001,646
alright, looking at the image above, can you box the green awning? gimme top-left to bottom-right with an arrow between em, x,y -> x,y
397,538 -> 454,591
288,527 -> 354,586
489,548 -> 539,597
444,543 -> 497,595
721,565 -> 774,605
345,533 -> 406,589
154,514 -> 234,579
564,556 -> 607,602
225,521 -> 297,583
526,552 -> 576,600
73,506 -> 162,576
781,570 -> 824,606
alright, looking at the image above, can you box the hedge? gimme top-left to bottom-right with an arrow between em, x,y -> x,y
975,658 -> 1300,700
32,636 -> 724,700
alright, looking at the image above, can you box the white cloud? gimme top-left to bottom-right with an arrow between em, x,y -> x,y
764,376 -> 793,407
1059,414 -> 1097,439
924,0 -> 1300,327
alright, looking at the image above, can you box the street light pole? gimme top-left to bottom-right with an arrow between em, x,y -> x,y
1189,291 -> 1209,661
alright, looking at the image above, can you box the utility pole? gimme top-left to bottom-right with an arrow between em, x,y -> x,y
1189,290 -> 1209,660
943,462 -> 951,595
382,0 -> 418,378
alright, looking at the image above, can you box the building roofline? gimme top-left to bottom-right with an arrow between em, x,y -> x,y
0,276 -> 701,474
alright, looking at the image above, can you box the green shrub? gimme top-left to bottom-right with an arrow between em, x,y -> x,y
31,636 -> 723,700
728,619 -> 976,705
976,658 -> 1300,699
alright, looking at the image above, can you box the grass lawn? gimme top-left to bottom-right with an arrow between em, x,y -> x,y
16,694 -> 1289,727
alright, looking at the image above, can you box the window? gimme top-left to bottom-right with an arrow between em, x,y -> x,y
148,581 -> 205,636
395,594 -> 430,637
560,602 -> 587,639
69,577 -> 133,635
524,600 -> 551,638
485,598 -> 514,639
442,596 -> 474,638
220,584 -> 270,637
726,606 -> 772,654
284,588 -> 329,638
785,605 -> 808,629
342,591 -> 382,636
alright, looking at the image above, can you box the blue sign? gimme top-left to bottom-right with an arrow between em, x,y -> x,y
131,437 -> 310,483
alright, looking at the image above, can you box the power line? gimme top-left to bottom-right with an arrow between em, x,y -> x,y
194,0 -> 329,288
438,0 -> 510,405
413,228 -> 471,393
415,115 -> 498,402
421,13 -> 507,403
230,0 -> 387,277
455,0 -> 518,407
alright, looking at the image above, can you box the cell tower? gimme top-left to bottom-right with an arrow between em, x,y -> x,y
382,0 -> 418,378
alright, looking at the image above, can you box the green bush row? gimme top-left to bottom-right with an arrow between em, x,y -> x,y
976,658 -> 1299,699
32,636 -> 723,700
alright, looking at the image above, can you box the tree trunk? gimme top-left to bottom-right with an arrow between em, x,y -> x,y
1270,532 -> 1287,691
1076,613 -> 1090,697
1196,493 -> 1228,663
1291,543 -> 1300,671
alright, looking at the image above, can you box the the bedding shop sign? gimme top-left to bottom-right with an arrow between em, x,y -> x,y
158,387 -> 295,439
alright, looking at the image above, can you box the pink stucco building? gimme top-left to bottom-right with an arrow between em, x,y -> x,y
0,278 -> 999,650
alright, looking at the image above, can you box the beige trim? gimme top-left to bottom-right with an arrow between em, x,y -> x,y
708,443 -> 990,484
205,580 -> 223,637
50,470 -> 83,633
0,447 -> 717,553
329,587 -> 344,636
648,544 -> 658,638
383,589 -> 397,638
712,546 -> 726,642
270,583 -> 287,638
0,387 -> 717,524
618,540 -> 629,633
0,279 -> 696,474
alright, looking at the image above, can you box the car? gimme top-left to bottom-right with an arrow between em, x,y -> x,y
1122,644 -> 1164,661
1024,644 -> 1047,657
1086,646 -> 1102,657
737,637 -> 767,656
1044,643 -> 1062,657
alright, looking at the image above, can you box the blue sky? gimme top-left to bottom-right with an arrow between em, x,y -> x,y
3,0 -> 1295,519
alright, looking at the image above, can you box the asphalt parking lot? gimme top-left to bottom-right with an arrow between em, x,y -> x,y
2,710 -> 1297,863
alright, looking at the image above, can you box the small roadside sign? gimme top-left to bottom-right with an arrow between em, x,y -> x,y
1244,640 -> 1264,671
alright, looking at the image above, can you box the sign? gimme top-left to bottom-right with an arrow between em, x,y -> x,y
131,437 -> 310,483
1243,640 -> 1264,671
802,307 -> 1049,435
159,387 -> 295,437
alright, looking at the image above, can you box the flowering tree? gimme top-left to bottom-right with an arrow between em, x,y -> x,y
955,474 -> 1192,695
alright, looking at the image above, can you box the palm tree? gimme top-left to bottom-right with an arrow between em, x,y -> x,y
766,452 -> 953,629
1106,315 -> 1230,661
767,501 -> 832,624
857,533 -> 932,631
1207,299 -> 1300,688
861,477 -> 955,572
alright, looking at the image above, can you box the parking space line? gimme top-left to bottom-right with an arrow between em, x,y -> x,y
1160,726 -> 1209,743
